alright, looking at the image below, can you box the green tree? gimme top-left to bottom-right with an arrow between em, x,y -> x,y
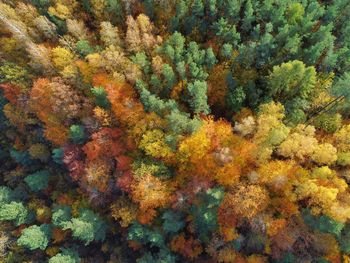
91,86 -> 111,109
162,210 -> 185,234
49,248 -> 80,263
220,43 -> 233,59
52,205 -> 72,228
0,201 -> 28,226
132,52 -> 151,74
76,40 -> 94,57
338,224 -> 350,253
166,109 -> 202,134
136,80 -> 178,116
242,0 -> 254,32
205,48 -> 217,70
128,222 -> 164,248
187,80 -> 210,115
69,125 -> 86,144
24,170 -> 50,192
17,224 -> 51,250
226,86 -> 246,113
0,186 -> 13,205
268,60 -> 316,102
63,208 -> 106,245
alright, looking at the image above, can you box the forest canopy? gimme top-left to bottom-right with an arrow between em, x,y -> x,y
1,0 -> 350,262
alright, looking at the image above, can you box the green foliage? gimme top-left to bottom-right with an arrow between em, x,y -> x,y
339,224 -> 350,253
220,43 -> 233,59
10,149 -> 31,166
191,187 -> 224,242
132,52 -> 151,74
69,125 -> 86,144
17,224 -> 51,250
136,249 -> 176,263
313,113 -> 342,134
127,222 -> 164,248
162,211 -> 185,234
0,62 -> 29,86
165,110 -> 202,135
91,86 -> 111,109
226,86 -> 246,113
2,1 -> 350,262
187,80 -> 210,114
286,3 -> 304,24
24,170 -> 50,192
63,209 -> 106,245
0,201 -> 28,226
49,248 -> 80,263
212,18 -> 240,46
337,152 -> 350,166
162,64 -> 177,92
205,48 -> 217,69
303,209 -> 344,236
76,40 -> 94,57
0,186 -> 14,205
52,205 -> 72,228
136,81 -> 178,116
268,60 -> 316,101
52,148 -> 64,164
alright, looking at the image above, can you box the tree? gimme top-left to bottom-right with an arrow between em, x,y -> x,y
226,86 -> 246,113
162,64 -> 177,92
52,205 -> 72,228
277,124 -> 318,161
91,86 -> 111,109
220,43 -> 233,59
69,125 -> 86,144
49,248 -> 80,263
51,47 -> 75,71
0,186 -> 13,206
205,48 -> 217,69
17,224 -> 51,250
100,21 -> 121,46
242,0 -> 254,32
66,19 -> 88,40
127,222 -> 165,248
339,225 -> 350,253
0,201 -> 28,226
311,143 -> 337,165
28,143 -> 50,162
187,80 -> 210,114
76,40 -> 94,57
63,208 -> 106,245
268,60 -> 316,102
131,52 -> 151,74
170,233 -> 203,259
24,170 -> 50,192
286,3 -> 304,24
130,173 -> 172,211
162,210 -> 185,234
219,185 -> 269,220
110,197 -> 137,227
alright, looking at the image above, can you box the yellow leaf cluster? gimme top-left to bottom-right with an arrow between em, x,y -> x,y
130,174 -> 172,211
139,129 -> 174,160
110,197 -> 138,228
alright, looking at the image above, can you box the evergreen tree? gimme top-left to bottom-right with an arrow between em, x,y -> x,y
187,80 -> 210,115
24,170 -> 50,192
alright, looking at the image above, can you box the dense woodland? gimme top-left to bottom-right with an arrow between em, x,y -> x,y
1,0 -> 350,262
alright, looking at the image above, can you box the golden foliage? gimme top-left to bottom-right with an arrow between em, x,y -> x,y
130,174 -> 172,211
110,197 -> 138,227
